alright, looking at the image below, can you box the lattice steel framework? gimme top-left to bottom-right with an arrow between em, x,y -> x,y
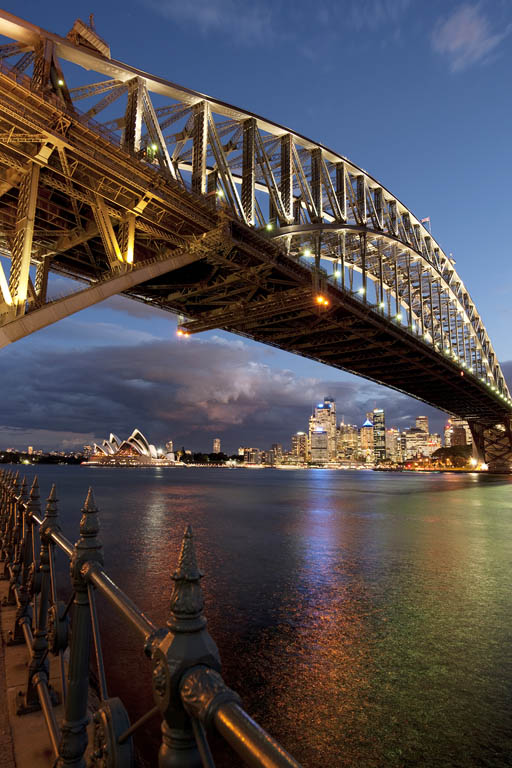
0,10 -> 510,470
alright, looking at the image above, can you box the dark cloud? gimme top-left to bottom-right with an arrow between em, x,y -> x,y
0,329 -> 473,452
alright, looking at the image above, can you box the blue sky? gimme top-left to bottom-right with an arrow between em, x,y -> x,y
1,1 -> 511,451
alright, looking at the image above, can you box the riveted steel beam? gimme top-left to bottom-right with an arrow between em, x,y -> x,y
8,163 -> 39,316
192,102 -> 209,196
241,118 -> 256,225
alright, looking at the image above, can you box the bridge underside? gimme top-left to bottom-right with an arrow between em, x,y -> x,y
0,11 -> 510,472
107,220 -> 510,472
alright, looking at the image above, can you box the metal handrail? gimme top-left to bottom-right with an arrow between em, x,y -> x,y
0,469 -> 302,768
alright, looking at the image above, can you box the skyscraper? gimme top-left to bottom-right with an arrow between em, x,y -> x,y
310,429 -> 329,464
373,408 -> 386,462
360,417 -> 374,462
416,416 -> 429,433
309,398 -> 337,460
291,432 -> 308,462
213,438 -> 221,453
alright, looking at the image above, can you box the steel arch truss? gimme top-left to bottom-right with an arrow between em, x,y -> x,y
0,10 -> 510,469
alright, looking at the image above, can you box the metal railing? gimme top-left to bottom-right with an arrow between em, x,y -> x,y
0,469 -> 301,768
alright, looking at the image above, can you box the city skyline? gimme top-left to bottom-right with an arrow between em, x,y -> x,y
0,1 -> 511,452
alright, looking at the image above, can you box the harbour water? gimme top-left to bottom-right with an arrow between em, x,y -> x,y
15,466 -> 512,766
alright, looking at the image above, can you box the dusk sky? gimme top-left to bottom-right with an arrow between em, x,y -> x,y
1,0 -> 511,452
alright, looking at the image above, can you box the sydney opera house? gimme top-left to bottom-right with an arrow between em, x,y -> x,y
86,429 -> 175,466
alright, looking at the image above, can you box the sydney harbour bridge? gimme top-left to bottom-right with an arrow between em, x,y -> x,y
0,10 -> 510,472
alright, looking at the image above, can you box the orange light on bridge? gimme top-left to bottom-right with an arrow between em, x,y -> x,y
315,295 -> 330,306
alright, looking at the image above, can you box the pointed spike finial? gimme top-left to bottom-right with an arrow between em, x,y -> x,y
19,476 -> 28,501
45,484 -> 58,520
28,476 -> 41,515
173,525 -> 202,583
168,525 -> 206,633
79,486 -> 100,539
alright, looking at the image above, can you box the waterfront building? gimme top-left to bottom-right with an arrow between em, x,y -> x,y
373,408 -> 386,463
337,422 -> 359,461
243,447 -> 261,464
416,416 -> 429,433
444,417 -> 472,447
385,428 -> 401,463
89,429 -> 173,465
360,417 -> 374,462
309,398 -> 337,460
310,429 -> 329,464
213,438 -> 221,454
401,427 -> 433,459
165,440 -> 173,453
291,432 -> 308,461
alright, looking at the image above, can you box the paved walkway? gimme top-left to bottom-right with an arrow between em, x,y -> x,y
0,605 -> 16,768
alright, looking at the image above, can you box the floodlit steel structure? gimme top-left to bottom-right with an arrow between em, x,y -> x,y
0,10 -> 510,471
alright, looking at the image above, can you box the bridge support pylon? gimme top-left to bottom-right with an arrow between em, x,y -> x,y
469,418 -> 512,474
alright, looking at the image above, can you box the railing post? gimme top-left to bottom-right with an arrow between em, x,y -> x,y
57,488 -> 103,767
1,472 -> 19,581
5,475 -> 25,606
149,526 -> 221,768
18,484 -> 60,713
8,477 -> 33,644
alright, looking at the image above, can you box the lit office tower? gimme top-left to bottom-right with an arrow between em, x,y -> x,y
309,398 -> 337,459
373,408 -> 386,462
310,429 -> 329,464
337,422 -> 359,460
360,417 -> 375,462
416,416 -> 429,433
291,432 -> 308,461
385,428 -> 401,462
213,438 -> 221,453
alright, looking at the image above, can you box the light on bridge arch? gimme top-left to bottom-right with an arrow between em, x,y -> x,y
315,295 -> 330,307
357,287 -> 365,295
379,301 -> 385,309
303,249 -> 312,257
396,313 -> 402,323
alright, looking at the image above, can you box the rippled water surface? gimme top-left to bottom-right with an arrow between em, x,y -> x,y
17,466 -> 512,766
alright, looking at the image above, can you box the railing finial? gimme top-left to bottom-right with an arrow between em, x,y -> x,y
168,525 -> 206,633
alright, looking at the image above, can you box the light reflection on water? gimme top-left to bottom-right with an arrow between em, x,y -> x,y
16,466 -> 512,767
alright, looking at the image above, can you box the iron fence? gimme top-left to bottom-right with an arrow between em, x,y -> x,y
0,469 -> 301,768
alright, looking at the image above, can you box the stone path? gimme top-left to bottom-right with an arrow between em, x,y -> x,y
0,613 -> 16,768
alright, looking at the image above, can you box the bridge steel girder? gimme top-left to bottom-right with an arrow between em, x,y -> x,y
0,10 -> 511,470
469,419 -> 512,474
7,162 -> 39,316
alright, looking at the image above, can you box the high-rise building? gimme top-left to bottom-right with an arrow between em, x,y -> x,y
416,416 -> 429,433
385,428 -> 401,462
337,422 -> 359,460
444,418 -> 472,447
310,429 -> 329,464
309,398 -> 337,460
360,417 -> 374,462
373,409 -> 386,462
165,440 -> 174,453
27,446 -> 33,455
213,438 -> 221,454
401,428 -> 430,459
291,432 -> 308,462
